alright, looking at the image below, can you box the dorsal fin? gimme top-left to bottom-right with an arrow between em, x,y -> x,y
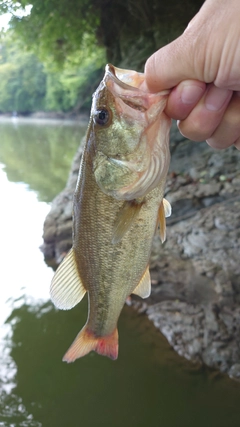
112,200 -> 143,244
132,265 -> 151,299
50,248 -> 86,310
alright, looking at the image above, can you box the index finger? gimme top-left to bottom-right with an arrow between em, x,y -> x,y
144,36 -> 200,92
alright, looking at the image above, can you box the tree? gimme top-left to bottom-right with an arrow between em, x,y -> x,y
44,46 -> 105,111
1,0 -> 204,69
0,32 -> 46,112
0,0 -> 204,113
0,30 -> 105,113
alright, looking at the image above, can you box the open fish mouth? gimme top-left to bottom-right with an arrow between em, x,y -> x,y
104,63 -> 170,111
105,63 -> 145,91
105,63 -> 170,92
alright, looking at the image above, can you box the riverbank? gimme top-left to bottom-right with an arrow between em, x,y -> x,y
0,111 -> 89,125
41,122 -> 240,380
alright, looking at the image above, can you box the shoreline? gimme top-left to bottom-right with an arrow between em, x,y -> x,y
0,112 -> 89,126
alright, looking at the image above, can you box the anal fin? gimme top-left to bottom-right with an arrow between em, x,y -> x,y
112,200 -> 143,244
50,248 -> 86,310
132,265 -> 151,299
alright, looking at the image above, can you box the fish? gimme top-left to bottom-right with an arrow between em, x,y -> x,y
50,64 -> 172,362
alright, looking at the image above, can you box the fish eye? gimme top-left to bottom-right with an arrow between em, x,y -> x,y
94,109 -> 110,126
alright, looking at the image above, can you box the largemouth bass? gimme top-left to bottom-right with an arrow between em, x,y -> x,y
50,64 -> 171,362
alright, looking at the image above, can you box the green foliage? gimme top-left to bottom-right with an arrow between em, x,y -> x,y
0,0 -> 204,113
0,33 -> 46,112
0,31 -> 105,113
8,0 -> 100,65
44,47 -> 105,111
0,0 -> 204,70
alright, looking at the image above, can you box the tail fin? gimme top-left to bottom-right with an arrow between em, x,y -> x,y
62,326 -> 119,362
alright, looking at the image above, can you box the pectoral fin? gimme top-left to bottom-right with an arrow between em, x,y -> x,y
159,198 -> 172,243
112,200 -> 143,244
50,248 -> 86,310
132,265 -> 151,299
163,198 -> 172,218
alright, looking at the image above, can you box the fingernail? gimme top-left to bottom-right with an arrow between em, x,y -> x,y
205,86 -> 232,111
180,84 -> 205,104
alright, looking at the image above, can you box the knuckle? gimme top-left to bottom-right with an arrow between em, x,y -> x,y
178,116 -> 214,142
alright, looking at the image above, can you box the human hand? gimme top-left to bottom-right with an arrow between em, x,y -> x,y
144,0 -> 240,150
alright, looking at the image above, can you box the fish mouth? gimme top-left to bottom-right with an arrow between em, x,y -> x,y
104,64 -> 148,112
105,64 -> 144,91
104,63 -> 169,112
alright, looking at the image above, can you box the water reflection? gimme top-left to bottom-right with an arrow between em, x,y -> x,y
0,119 -> 85,426
5,301 -> 240,427
0,161 -> 52,425
0,322 -> 16,394
0,119 -> 86,202
0,166 -> 52,306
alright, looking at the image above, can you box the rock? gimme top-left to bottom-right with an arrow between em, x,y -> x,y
41,121 -> 240,380
40,141 -> 84,266
229,364 -> 240,380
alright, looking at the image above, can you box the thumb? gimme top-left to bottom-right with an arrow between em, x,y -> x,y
145,34 -> 201,92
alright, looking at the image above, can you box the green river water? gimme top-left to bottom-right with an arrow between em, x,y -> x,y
1,118 -> 240,427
